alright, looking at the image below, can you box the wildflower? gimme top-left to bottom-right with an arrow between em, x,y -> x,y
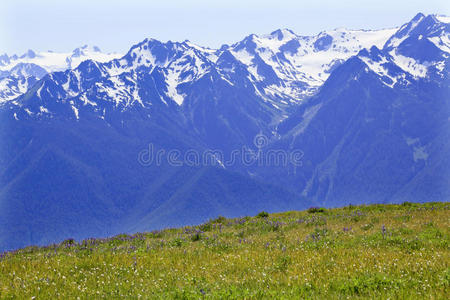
381,224 -> 387,239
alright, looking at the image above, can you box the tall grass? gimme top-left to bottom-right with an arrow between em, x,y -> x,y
0,202 -> 448,298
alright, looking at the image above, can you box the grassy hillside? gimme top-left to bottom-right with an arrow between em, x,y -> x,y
0,202 -> 448,299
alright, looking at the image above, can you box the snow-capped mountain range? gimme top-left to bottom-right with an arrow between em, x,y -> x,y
227,27 -> 398,103
0,45 -> 121,102
2,14 -> 448,112
0,45 -> 121,73
0,27 -> 398,107
0,13 -> 449,251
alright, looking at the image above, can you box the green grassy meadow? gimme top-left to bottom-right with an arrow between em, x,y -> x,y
1,202 -> 449,299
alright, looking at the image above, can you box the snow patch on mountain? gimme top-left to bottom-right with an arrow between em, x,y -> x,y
165,69 -> 185,105
360,55 -> 397,87
428,33 -> 450,53
435,15 -> 450,24
390,54 -> 429,78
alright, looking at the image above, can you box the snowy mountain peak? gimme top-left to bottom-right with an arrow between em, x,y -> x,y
122,37 -> 213,75
20,49 -> 37,59
9,63 -> 47,79
268,28 -> 297,41
72,45 -> 102,57
357,13 -> 450,89
384,13 -> 449,50
412,12 -> 426,22
0,54 -> 10,66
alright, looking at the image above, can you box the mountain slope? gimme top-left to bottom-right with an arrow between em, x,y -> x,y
267,13 -> 450,205
0,91 -> 310,251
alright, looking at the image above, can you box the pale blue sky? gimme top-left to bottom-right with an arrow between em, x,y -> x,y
1,0 -> 449,55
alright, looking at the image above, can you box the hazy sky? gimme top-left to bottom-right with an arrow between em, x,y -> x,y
1,0 -> 449,55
